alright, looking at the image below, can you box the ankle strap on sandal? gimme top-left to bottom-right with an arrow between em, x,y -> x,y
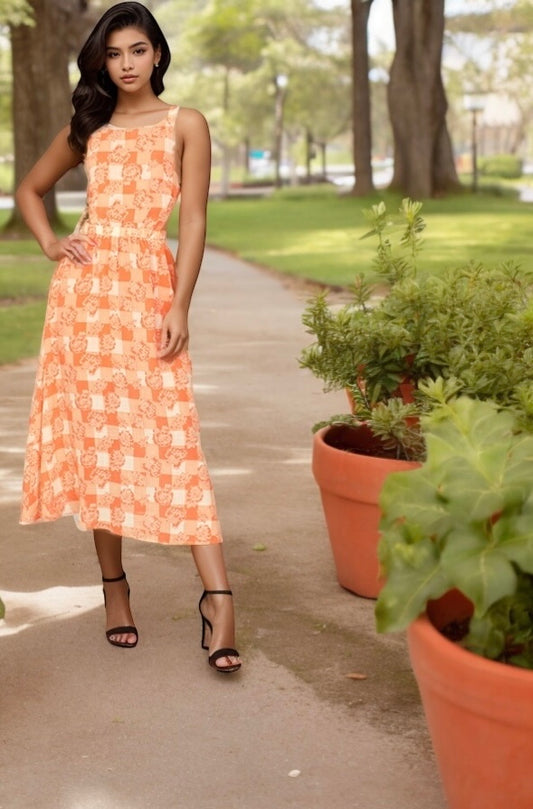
102,572 -> 126,583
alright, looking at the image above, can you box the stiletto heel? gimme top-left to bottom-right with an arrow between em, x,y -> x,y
102,571 -> 138,648
198,589 -> 241,674
198,589 -> 214,650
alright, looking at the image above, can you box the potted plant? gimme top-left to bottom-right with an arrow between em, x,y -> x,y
376,387 -> 533,809
300,198 -> 533,597
311,419 -> 419,596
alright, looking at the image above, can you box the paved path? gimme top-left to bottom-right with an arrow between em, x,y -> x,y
0,248 -> 445,809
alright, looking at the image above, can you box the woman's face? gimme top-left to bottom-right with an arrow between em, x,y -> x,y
104,26 -> 161,93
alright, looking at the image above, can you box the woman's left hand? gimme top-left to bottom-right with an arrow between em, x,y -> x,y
158,305 -> 189,359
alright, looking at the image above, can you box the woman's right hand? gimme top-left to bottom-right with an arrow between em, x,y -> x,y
44,233 -> 95,264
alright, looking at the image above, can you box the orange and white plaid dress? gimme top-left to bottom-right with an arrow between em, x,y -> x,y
20,106 -> 223,545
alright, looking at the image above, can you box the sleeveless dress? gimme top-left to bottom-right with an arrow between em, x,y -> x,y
20,106 -> 223,545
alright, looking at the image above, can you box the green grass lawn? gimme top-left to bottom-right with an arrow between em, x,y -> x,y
1,187 -> 533,366
204,186 -> 533,286
0,301 -> 47,365
0,210 -> 58,364
0,255 -> 54,299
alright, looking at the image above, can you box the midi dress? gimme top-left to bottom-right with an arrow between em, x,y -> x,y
20,106 -> 223,545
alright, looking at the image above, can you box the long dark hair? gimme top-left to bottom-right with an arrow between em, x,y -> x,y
68,2 -> 171,155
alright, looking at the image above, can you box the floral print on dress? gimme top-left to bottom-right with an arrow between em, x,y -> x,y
20,107 -> 222,545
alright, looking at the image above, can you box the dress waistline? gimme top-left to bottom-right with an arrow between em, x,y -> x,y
78,220 -> 167,244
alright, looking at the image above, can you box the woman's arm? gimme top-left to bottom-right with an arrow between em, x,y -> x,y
158,108 -> 211,359
15,125 -> 93,264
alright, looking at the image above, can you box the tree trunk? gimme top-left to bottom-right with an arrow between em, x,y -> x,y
6,0 -> 88,234
350,0 -> 374,195
220,67 -> 231,198
243,137 -> 250,173
388,0 -> 460,198
320,141 -> 327,177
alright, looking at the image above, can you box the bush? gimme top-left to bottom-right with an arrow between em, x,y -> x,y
376,394 -> 533,668
479,154 -> 523,179
300,198 -> 533,461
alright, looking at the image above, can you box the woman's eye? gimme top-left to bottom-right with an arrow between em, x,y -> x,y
134,48 -> 147,55
107,51 -> 119,59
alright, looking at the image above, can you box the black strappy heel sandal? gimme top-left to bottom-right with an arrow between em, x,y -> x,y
198,589 -> 241,674
102,572 -> 138,649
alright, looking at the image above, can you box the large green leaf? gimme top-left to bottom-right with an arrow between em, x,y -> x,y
496,511 -> 533,574
420,400 -> 533,522
376,396 -> 533,645
375,541 -> 450,633
441,530 -> 518,614
379,468 -> 451,536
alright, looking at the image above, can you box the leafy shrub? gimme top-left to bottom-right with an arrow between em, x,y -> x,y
300,199 -> 533,459
376,393 -> 533,669
479,154 -> 523,179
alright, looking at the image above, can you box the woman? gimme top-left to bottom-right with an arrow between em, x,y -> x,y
16,1 -> 241,673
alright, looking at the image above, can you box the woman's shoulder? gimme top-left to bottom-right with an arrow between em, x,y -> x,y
49,124 -> 84,165
175,106 -> 209,133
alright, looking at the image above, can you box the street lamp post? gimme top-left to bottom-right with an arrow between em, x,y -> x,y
464,94 -> 486,193
274,74 -> 288,189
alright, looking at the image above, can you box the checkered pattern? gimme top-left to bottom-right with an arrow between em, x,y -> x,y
20,107 -> 223,545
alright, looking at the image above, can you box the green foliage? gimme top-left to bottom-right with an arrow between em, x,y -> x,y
168,0 -> 349,158
187,0 -> 267,73
376,395 -> 533,669
360,198 -> 425,284
479,154 -> 523,179
367,399 -> 425,460
311,399 -> 424,460
0,0 -> 33,25
300,199 -> 533,459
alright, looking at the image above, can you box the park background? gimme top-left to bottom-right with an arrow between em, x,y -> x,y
0,4 -> 532,806
1,0 -> 533,363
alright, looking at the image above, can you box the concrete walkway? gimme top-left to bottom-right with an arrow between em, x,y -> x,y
0,248 -> 446,809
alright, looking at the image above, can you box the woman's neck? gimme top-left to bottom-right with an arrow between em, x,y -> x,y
113,87 -> 163,115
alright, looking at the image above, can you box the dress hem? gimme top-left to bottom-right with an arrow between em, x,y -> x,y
19,510 -> 223,546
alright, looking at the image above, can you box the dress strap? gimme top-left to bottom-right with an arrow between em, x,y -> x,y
169,106 -> 181,188
168,105 -> 180,125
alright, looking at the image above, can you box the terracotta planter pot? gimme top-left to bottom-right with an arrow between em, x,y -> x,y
408,590 -> 533,809
312,424 -> 418,598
